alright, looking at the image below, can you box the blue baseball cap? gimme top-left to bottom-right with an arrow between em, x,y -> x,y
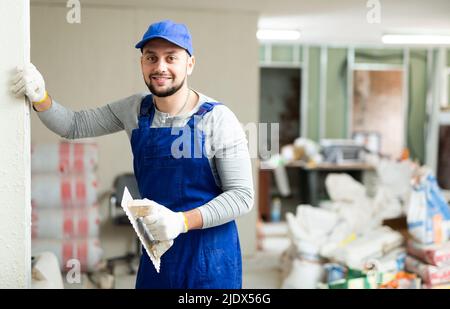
135,19 -> 194,56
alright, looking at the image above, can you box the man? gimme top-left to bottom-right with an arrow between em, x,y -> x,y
11,19 -> 254,289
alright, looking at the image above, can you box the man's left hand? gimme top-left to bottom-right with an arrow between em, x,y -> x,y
144,202 -> 187,241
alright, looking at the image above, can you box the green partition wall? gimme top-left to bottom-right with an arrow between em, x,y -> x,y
408,50 -> 428,163
355,48 -> 404,65
306,47 -> 321,141
325,48 -> 348,138
447,49 -> 450,67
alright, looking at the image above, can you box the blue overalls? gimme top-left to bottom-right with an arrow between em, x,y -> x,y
131,94 -> 242,289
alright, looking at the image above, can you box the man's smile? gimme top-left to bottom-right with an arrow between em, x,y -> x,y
151,76 -> 172,86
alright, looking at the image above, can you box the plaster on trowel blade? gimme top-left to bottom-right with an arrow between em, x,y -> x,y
120,186 -> 161,272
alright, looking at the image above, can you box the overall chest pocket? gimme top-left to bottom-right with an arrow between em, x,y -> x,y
142,153 -> 184,206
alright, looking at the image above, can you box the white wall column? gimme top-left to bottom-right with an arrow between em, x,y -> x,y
0,0 -> 31,288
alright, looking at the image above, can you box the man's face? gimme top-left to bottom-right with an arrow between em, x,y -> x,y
141,38 -> 195,97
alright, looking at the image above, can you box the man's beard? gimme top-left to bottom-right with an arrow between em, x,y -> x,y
146,75 -> 186,98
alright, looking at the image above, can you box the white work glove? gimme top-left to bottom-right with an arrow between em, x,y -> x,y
11,63 -> 47,102
144,201 -> 188,241
127,199 -> 174,259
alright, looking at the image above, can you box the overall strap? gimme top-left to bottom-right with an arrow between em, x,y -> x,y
138,94 -> 156,125
187,102 -> 222,128
194,102 -> 222,117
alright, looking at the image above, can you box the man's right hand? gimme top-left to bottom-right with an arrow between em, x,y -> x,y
11,63 -> 47,103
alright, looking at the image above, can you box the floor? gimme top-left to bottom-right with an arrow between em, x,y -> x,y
242,222 -> 290,289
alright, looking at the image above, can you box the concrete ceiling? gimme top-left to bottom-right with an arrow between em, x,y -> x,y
33,0 -> 450,45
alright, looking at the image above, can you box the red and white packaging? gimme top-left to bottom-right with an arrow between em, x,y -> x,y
31,173 -> 98,208
32,206 -> 100,239
405,255 -> 450,285
31,142 -> 98,174
407,239 -> 450,267
32,238 -> 103,272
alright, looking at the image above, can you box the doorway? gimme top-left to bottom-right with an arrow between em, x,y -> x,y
258,67 -> 301,222
259,68 -> 301,150
352,69 -> 405,159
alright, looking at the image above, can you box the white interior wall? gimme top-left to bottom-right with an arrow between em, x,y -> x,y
0,0 -> 31,288
30,3 -> 259,256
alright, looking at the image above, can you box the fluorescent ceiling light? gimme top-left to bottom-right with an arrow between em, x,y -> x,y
257,29 -> 301,41
382,34 -> 450,45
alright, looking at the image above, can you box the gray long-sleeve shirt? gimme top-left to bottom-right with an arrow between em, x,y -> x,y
36,91 -> 254,228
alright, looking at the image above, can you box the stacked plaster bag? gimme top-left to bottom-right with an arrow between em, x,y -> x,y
406,169 -> 450,287
31,141 -> 103,273
406,240 -> 450,287
281,205 -> 338,288
320,173 -> 381,260
319,174 -> 405,273
407,170 -> 450,245
373,158 -> 414,219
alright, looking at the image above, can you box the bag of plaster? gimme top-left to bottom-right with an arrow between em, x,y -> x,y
407,239 -> 450,267
281,258 -> 325,289
405,255 -> 450,285
325,173 -> 367,203
407,172 -> 450,245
